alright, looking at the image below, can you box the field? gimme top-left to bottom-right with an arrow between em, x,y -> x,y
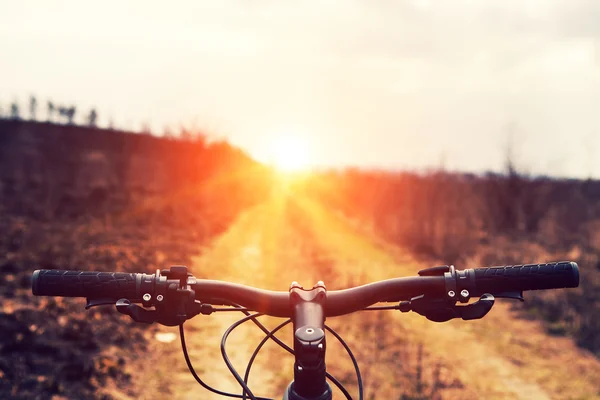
1,120 -> 599,399
303,168 -> 600,357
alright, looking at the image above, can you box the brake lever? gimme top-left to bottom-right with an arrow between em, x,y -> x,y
495,291 -> 525,302
86,298 -> 117,310
115,298 -> 205,326
399,293 -> 496,322
85,298 -> 162,324
456,293 -> 495,320
116,299 -> 157,324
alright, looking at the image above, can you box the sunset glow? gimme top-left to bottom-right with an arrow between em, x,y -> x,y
2,2 -> 599,177
270,135 -> 311,172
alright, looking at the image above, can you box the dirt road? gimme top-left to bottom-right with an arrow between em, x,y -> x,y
126,189 -> 600,400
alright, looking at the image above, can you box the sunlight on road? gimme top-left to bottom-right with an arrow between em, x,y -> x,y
291,193 -> 600,400
139,187 -> 600,400
154,332 -> 177,343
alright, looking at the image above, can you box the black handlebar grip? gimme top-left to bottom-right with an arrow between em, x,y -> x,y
473,261 -> 579,295
32,269 -> 139,299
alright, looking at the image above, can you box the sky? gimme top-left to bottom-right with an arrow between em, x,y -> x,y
1,0 -> 599,177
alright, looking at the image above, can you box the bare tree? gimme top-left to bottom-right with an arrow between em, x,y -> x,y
58,106 -> 67,123
66,106 -> 76,124
10,102 -> 20,119
47,101 -> 55,122
88,108 -> 98,127
141,122 -> 152,135
29,96 -> 37,121
179,125 -> 192,140
504,122 -> 519,178
58,106 -> 76,124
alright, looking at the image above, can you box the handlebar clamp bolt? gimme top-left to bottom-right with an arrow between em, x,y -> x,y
448,290 -> 456,298
156,295 -> 164,302
460,290 -> 470,298
143,293 -> 151,301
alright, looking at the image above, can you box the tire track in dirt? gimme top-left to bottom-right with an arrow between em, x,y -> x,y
125,190 -> 600,400
130,190 -> 337,400
293,195 -> 600,400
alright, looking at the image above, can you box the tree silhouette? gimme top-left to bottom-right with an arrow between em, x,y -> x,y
58,106 -> 66,123
141,122 -> 152,135
88,108 -> 98,127
58,106 -> 76,124
10,102 -> 20,119
66,106 -> 76,124
29,96 -> 37,121
179,125 -> 192,140
47,101 -> 55,122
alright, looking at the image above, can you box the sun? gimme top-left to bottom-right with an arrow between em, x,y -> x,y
270,135 -> 311,172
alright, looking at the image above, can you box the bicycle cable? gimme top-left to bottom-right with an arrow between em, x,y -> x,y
221,313 -> 270,400
242,319 -> 291,400
241,320 -> 354,400
179,302 -> 275,400
325,325 -> 363,400
180,322 -> 271,400
362,305 -> 401,311
181,301 -> 359,399
218,301 -> 352,398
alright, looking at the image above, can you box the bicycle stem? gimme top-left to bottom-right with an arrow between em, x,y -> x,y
285,281 -> 332,400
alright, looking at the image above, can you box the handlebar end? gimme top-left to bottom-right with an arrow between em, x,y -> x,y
567,261 -> 580,288
31,269 -> 41,295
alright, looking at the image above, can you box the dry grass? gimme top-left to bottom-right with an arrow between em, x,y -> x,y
0,120 -> 269,399
305,168 -> 600,358
2,120 -> 599,399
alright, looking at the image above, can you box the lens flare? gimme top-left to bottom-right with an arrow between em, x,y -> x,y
270,135 -> 310,172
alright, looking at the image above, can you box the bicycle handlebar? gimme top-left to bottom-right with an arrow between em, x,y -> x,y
32,261 -> 579,318
30,261 -> 580,400
472,262 -> 579,294
32,270 -> 138,299
192,276 -> 446,317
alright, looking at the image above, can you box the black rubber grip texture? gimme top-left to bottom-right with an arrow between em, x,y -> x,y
32,269 -> 139,299
473,261 -> 579,294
